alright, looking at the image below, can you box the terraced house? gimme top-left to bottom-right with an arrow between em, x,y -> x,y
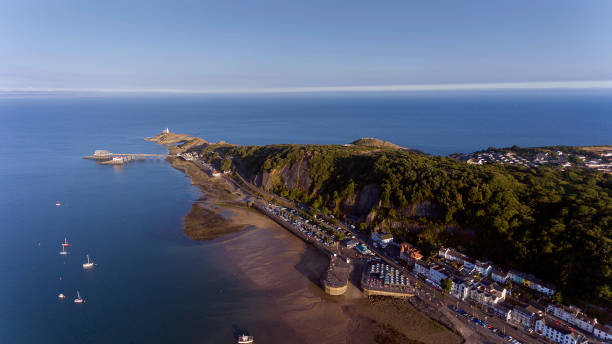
535,317 -> 585,344
546,304 -> 598,333
469,280 -> 507,308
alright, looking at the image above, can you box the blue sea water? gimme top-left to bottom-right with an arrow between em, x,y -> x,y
0,91 -> 611,343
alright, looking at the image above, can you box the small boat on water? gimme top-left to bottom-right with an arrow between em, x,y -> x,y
237,334 -> 254,344
59,246 -> 68,255
58,293 -> 66,300
82,254 -> 94,269
55,201 -> 61,207
74,290 -> 84,304
61,238 -> 70,247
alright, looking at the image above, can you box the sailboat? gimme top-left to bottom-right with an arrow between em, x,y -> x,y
59,245 -> 68,255
82,254 -> 94,269
55,201 -> 61,207
74,290 -> 84,304
237,334 -> 254,344
61,238 -> 70,247
58,293 -> 66,300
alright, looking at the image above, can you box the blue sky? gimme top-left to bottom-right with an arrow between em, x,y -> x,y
1,0 -> 612,92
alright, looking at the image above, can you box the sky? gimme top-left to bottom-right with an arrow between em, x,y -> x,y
1,0 -> 612,93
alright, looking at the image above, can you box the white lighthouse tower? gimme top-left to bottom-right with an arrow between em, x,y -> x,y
163,128 -> 170,134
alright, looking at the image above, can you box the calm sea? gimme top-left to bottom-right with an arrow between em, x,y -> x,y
0,91 -> 611,343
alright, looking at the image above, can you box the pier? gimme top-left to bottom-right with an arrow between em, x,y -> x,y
322,255 -> 350,295
83,150 -> 173,163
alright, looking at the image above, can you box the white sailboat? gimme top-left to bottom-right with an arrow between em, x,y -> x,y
74,290 -> 84,304
55,201 -> 61,207
58,293 -> 66,300
82,254 -> 94,269
237,334 -> 254,344
59,245 -> 68,255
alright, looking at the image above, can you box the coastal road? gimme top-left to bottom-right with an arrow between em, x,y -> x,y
189,158 -> 541,343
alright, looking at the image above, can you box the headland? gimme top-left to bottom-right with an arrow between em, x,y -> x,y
145,130 -> 467,343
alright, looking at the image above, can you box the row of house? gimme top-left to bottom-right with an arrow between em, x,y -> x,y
406,242 -> 611,343
547,304 -> 612,342
535,317 -> 587,344
433,246 -> 612,343
439,247 -> 556,296
413,259 -> 508,309
438,247 -> 493,276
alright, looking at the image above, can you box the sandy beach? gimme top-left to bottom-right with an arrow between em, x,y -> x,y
148,134 -> 463,343
210,204 -> 462,343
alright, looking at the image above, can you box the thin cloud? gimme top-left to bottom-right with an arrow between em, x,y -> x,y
2,80 -> 612,95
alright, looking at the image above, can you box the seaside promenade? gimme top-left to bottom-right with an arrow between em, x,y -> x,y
148,132 -> 540,343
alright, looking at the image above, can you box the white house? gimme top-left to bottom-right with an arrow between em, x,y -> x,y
438,247 -> 451,259
593,323 -> 612,342
474,261 -> 492,277
546,304 -> 597,333
535,317 -> 579,344
429,265 -> 449,284
491,268 -> 508,284
450,277 -> 473,300
470,281 -> 506,308
371,232 -> 393,247
494,303 -> 513,321
413,260 -> 430,277
512,304 -> 542,328
463,256 -> 476,270
438,247 -> 469,265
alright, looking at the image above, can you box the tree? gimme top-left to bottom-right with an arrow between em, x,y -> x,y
220,157 -> 232,171
359,222 -> 368,231
441,278 -> 452,294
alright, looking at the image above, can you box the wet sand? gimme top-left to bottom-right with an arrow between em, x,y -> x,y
204,204 -> 462,344
151,137 -> 464,343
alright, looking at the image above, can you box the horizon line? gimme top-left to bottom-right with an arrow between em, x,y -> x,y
2,80 -> 612,95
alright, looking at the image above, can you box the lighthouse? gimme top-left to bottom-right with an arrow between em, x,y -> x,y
163,128 -> 170,134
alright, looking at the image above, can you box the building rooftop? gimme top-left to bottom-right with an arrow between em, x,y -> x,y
540,316 -> 576,335
380,233 -> 393,240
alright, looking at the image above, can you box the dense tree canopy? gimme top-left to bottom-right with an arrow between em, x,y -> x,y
202,143 -> 612,306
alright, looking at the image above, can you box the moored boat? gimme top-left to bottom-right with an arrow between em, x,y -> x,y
61,237 -> 70,247
82,254 -> 94,269
59,246 -> 68,255
237,334 -> 254,344
74,290 -> 84,304
58,293 -> 66,300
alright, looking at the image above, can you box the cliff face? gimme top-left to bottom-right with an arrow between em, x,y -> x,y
152,133 -> 612,306
235,154 -> 441,228
242,157 -> 313,192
